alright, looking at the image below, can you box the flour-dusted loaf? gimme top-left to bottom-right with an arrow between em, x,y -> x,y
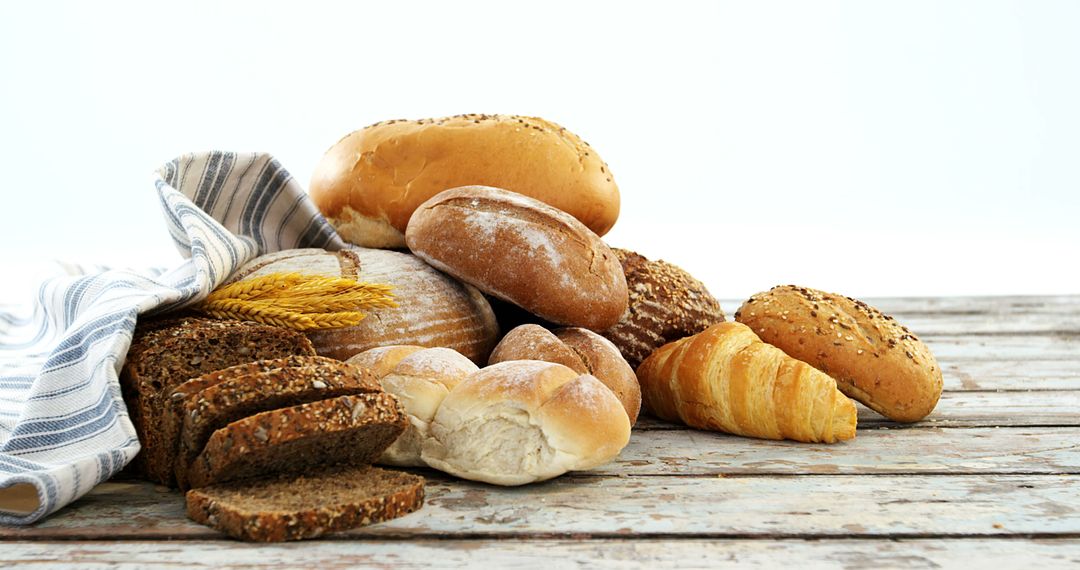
347,346 -> 479,467
120,317 -> 316,486
489,325 -> 641,424
186,464 -> 425,542
172,356 -> 382,489
735,285 -> 943,422
186,393 -> 407,489
637,322 -> 857,443
224,248 -> 500,364
601,248 -> 725,369
309,114 -> 620,248
421,360 -> 632,485
405,186 -> 628,330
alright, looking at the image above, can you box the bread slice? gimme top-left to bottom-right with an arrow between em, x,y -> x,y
120,317 -> 316,486
186,393 -> 407,488
171,356 -> 383,489
186,464 -> 424,542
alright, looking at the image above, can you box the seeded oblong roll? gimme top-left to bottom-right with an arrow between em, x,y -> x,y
734,285 -> 943,422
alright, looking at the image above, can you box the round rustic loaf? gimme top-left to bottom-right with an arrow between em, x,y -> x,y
489,324 -> 641,424
347,346 -> 479,467
734,285 -> 943,422
405,186 -> 628,330
421,360 -> 632,486
309,114 -> 620,248
224,248 -> 499,364
600,248 -> 725,369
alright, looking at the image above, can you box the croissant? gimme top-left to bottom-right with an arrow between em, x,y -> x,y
636,322 -> 857,443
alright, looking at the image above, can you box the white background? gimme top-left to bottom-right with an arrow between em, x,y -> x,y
1,0 -> 1078,304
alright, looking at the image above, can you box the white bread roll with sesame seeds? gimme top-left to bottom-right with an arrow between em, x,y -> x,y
405,186 -> 628,331
309,114 -> 621,249
734,285 -> 943,423
421,360 -> 632,486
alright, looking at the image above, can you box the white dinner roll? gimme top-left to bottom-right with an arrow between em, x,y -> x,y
347,346 -> 479,466
421,360 -> 632,485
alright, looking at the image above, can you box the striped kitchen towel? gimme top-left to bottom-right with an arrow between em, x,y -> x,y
0,151 -> 347,524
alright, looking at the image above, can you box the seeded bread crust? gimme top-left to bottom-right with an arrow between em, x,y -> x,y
186,464 -> 425,542
187,393 -> 407,489
121,318 -> 316,485
172,357 -> 382,490
600,248 -> 725,369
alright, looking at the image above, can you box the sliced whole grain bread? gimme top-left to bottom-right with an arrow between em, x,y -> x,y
120,317 -> 316,486
185,464 -> 425,542
186,393 -> 407,489
172,356 -> 383,489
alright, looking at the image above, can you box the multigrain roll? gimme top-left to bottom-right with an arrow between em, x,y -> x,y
489,325 -> 641,424
421,360 -> 632,486
405,186 -> 628,331
600,248 -> 725,369
734,285 -> 943,422
310,114 -> 620,248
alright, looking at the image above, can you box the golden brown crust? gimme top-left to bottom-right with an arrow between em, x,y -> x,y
636,322 -> 857,443
405,186 -> 628,330
309,114 -> 620,248
600,248 -> 725,369
489,325 -> 641,425
734,285 -> 942,422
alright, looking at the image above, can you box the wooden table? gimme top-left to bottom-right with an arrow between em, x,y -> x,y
3,296 -> 1079,568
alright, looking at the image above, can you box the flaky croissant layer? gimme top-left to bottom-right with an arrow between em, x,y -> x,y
636,322 -> 857,443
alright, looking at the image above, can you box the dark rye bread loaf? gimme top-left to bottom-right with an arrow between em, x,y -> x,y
186,464 -> 425,542
600,248 -> 725,369
120,317 -> 316,486
186,393 -> 407,489
172,356 -> 383,490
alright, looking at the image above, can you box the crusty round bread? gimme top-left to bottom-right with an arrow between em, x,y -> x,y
734,285 -> 943,423
489,324 -> 641,424
421,360 -> 632,486
405,186 -> 628,330
347,346 -> 479,467
225,248 -> 499,364
309,114 -> 620,248
600,248 -> 726,369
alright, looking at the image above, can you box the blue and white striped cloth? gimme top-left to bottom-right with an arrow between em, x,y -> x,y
0,152 -> 347,524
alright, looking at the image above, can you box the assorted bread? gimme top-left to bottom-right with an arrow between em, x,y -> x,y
116,114 -> 946,541
735,285 -> 943,422
309,114 -> 620,248
637,322 -> 857,443
405,185 -> 628,330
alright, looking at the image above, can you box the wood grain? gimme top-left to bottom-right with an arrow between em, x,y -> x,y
3,539 -> 1079,569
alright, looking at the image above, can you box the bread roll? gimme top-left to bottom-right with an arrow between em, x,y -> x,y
225,248 -> 499,364
309,114 -> 620,248
422,360 -> 631,485
734,285 -> 942,422
489,324 -> 641,424
637,322 -> 857,443
405,186 -> 628,330
347,346 -> 479,467
601,248 -> 725,369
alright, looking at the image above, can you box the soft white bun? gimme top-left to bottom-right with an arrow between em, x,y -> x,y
421,360 -> 631,486
347,346 -> 479,466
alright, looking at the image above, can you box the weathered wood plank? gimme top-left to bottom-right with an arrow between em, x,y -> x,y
940,360 -> 1080,391
921,334 -> 1079,361
2,474 -> 1075,539
635,390 -> 1080,430
600,426 -> 1080,476
3,538 -> 1079,569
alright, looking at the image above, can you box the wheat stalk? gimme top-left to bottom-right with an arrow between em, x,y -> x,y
195,272 -> 396,331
